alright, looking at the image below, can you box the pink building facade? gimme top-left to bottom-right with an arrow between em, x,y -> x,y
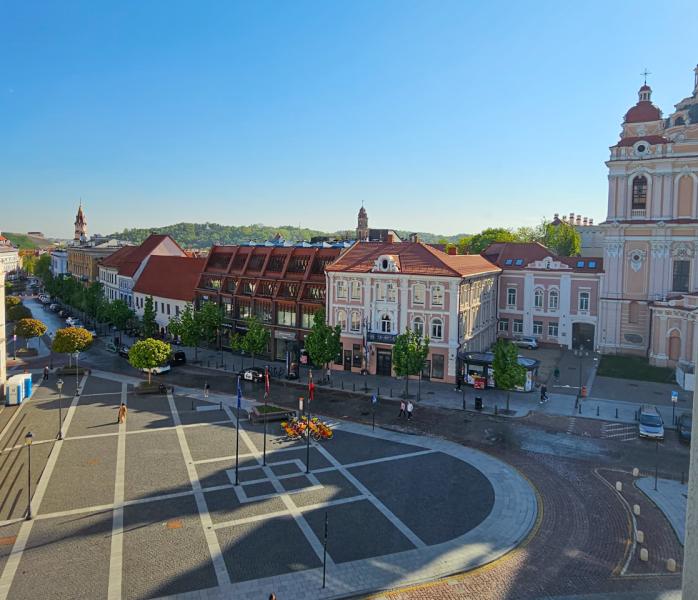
483,243 -> 603,350
326,241 -> 500,383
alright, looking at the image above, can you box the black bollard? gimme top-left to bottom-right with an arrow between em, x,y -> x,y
494,405 -> 498,416
341,380 -> 344,390
615,408 -> 618,419
353,383 -> 356,392
596,405 -> 600,416
578,403 -> 582,414
390,388 -> 393,398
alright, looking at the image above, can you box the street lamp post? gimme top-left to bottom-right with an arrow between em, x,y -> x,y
73,351 -> 80,396
25,432 -> 33,520
56,379 -> 64,440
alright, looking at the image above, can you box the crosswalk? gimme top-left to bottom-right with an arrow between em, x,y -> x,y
601,422 -> 637,442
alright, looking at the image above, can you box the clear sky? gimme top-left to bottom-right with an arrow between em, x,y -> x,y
2,1 -> 698,239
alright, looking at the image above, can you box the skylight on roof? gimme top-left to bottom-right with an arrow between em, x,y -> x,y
504,258 -> 513,265
588,260 -> 597,268
514,259 -> 524,266
576,260 -> 585,267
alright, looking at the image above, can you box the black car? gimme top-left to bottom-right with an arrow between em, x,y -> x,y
678,413 -> 692,444
238,367 -> 265,383
169,351 -> 187,366
118,345 -> 131,358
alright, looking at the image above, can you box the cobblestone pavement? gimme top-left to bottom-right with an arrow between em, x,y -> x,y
0,371 -> 536,600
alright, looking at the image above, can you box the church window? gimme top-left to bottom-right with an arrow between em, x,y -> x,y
673,260 -> 690,293
534,289 -> 543,309
632,176 -> 648,210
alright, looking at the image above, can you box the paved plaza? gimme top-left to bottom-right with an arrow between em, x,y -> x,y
0,371 -> 536,600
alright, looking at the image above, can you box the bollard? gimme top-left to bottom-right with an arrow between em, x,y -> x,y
578,403 -> 582,414
353,383 -> 355,392
633,504 -> 641,516
639,548 -> 648,562
615,408 -> 619,419
667,558 -> 676,572
615,481 -> 622,492
341,380 -> 344,390
377,386 -> 380,397
219,401 -> 222,411
390,388 -> 393,398
632,467 -> 640,477
494,405 -> 498,416
637,530 -> 644,544
596,405 -> 600,416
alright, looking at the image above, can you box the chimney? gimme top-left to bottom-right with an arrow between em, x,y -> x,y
575,215 -> 582,226
589,218 -> 594,225
553,213 -> 559,220
562,215 -> 568,222
409,233 -> 420,243
569,212 -> 575,223
448,246 -> 457,255
583,217 -> 588,226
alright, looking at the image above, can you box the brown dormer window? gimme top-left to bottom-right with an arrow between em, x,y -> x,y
632,176 -> 647,209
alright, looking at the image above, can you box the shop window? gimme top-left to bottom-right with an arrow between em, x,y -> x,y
432,354 -> 445,379
352,344 -> 362,368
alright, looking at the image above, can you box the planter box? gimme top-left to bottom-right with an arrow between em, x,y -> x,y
16,348 -> 38,357
56,366 -> 88,376
135,382 -> 168,395
249,406 -> 295,424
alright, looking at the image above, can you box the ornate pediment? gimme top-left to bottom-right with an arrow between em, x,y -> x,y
627,248 -> 647,272
672,242 -> 695,259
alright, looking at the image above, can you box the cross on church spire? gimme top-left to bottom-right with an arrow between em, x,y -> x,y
641,68 -> 651,85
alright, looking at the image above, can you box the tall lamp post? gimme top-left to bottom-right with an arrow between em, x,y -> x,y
56,378 -> 64,440
575,348 -> 588,409
25,431 -> 33,520
73,351 -> 80,396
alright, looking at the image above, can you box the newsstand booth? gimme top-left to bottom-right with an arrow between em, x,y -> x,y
461,352 -> 538,392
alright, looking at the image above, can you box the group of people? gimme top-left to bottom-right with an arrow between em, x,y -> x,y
398,400 -> 414,420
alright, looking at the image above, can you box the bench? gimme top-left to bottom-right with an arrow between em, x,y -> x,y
249,406 -> 295,424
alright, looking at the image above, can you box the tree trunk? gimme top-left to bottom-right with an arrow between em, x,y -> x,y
148,370 -> 152,384
404,374 -> 409,398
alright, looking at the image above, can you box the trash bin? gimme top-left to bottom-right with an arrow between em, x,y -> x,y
475,396 -> 483,411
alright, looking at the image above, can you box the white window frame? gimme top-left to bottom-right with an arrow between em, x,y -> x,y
534,288 -> 544,309
386,282 -> 397,302
431,318 -> 443,340
513,319 -> 523,334
350,311 -> 361,332
376,282 -> 386,301
498,319 -> 509,332
431,285 -> 444,307
549,289 -> 559,310
533,320 -> 543,335
578,291 -> 590,312
548,321 -> 559,337
337,309 -> 347,331
507,287 -> 517,307
413,316 -> 424,336
413,283 -> 425,305
350,280 -> 361,300
336,280 -> 347,299
381,314 -> 392,333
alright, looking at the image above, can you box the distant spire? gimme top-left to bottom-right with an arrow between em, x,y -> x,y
641,68 -> 651,86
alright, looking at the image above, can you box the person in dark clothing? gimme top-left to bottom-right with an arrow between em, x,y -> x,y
540,384 -> 548,403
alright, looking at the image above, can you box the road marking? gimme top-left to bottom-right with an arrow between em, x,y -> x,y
313,449 -> 436,473
107,383 -> 127,600
567,418 -> 576,435
0,372 -> 88,600
312,441 -> 426,550
167,391 -> 230,587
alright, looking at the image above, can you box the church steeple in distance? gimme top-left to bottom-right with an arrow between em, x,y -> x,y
356,203 -> 368,241
74,201 -> 87,242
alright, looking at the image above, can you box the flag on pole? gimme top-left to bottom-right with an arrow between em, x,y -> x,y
236,376 -> 242,409
264,366 -> 270,399
308,370 -> 315,402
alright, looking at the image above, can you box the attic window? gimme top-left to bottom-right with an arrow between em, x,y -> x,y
382,259 -> 389,270
514,259 -> 523,266
588,260 -> 597,268
577,260 -> 585,268
504,259 -> 513,265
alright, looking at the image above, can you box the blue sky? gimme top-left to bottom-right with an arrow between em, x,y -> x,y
2,1 -> 697,239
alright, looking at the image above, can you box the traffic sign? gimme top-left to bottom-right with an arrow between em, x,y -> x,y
671,390 -> 678,404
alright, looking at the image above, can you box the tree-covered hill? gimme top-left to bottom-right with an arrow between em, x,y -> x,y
108,222 -> 469,248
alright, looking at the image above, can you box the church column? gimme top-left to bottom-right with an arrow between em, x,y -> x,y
683,331 -> 698,599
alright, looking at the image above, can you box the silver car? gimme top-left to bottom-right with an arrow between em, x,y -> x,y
513,336 -> 538,349
639,406 -> 664,440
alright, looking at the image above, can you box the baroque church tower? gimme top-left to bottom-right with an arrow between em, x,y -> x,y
357,205 -> 369,242
74,202 -> 87,242
600,65 -> 698,367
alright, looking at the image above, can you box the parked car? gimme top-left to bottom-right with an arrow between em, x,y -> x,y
239,367 -> 265,383
513,336 -> 538,349
118,345 -> 131,358
639,405 -> 665,440
677,413 -> 692,444
49,303 -> 59,311
169,351 -> 187,366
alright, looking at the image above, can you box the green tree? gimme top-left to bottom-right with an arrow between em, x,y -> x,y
15,318 -> 47,348
128,338 -> 172,383
543,221 -> 581,257
168,303 -> 203,359
492,338 -> 526,411
52,326 -> 93,365
22,254 -> 38,274
83,282 -> 105,320
107,299 -> 135,331
197,301 -> 223,346
456,236 -> 472,255
7,303 -> 31,322
466,227 -> 516,254
34,254 -> 51,281
514,219 -> 547,243
240,316 -> 270,367
392,329 -> 430,398
304,309 -> 341,371
142,296 -> 158,338
5,296 -> 21,308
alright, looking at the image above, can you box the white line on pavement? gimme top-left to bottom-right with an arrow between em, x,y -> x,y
0,372 -> 89,600
107,383 -> 127,600
312,449 -> 436,473
167,391 -> 231,587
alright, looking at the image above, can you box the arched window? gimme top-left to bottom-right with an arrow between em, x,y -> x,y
413,316 -> 424,336
431,318 -> 443,340
534,288 -> 544,309
632,176 -> 648,210
337,309 -> 347,331
350,311 -> 361,332
675,116 -> 685,126
381,314 -> 392,333
549,289 -> 559,310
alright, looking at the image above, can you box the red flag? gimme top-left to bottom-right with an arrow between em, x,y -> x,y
264,366 -> 270,398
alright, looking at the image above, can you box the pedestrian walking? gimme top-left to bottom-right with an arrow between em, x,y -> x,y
269,594 -> 277,600
326,367 -> 331,385
407,400 -> 414,420
43,365 -> 49,381
398,400 -> 406,418
455,374 -> 462,391
117,402 -> 128,424
204,381 -> 210,399
540,384 -> 548,404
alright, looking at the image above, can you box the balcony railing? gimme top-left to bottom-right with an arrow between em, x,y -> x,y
631,208 -> 646,218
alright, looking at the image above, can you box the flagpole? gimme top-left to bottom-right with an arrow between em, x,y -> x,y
306,370 -> 312,474
235,375 -> 241,486
263,366 -> 269,467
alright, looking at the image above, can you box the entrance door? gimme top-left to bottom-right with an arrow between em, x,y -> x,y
421,360 -> 431,381
376,349 -> 392,376
343,350 -> 352,371
572,323 -> 595,351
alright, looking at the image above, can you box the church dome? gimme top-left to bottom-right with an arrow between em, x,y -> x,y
624,85 -> 662,123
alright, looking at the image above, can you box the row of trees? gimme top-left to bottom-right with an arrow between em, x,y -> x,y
439,220 -> 582,257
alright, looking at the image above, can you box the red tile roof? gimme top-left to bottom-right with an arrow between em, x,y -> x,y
482,242 -> 603,272
100,234 -> 184,276
614,135 -> 668,148
133,256 -> 206,301
326,242 -> 500,277
624,101 -> 662,123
